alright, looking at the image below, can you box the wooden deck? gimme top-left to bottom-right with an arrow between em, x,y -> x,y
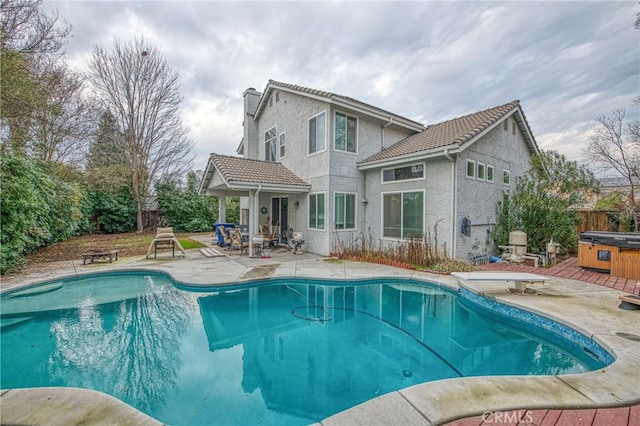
481,256 -> 640,295
446,257 -> 640,426
447,405 -> 640,426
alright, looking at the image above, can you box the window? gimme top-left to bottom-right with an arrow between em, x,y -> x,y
382,163 -> 424,183
264,126 -> 277,161
503,169 -> 511,185
383,191 -> 424,239
503,120 -> 508,131
335,112 -> 357,153
334,193 -> 356,230
487,165 -> 495,183
279,132 -> 286,158
309,193 -> 325,229
512,122 -> 516,135
308,111 -> 326,154
466,159 -> 476,179
269,96 -> 273,107
477,162 -> 486,181
275,91 -> 280,103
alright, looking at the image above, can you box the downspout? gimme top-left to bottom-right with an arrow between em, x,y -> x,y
444,149 -> 456,258
381,117 -> 393,150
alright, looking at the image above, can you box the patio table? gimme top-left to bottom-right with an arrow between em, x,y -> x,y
82,249 -> 119,265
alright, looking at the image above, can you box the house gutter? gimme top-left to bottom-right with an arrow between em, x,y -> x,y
357,144 -> 460,171
444,149 -> 456,258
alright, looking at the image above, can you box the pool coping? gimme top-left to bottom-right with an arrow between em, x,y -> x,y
1,251 -> 639,425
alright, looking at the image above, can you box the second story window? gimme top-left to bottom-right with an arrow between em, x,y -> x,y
308,111 -> 326,155
503,169 -> 511,186
382,163 -> 424,183
335,112 -> 357,153
265,126 -> 277,162
279,132 -> 286,158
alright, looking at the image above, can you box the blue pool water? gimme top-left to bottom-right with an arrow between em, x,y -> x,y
1,272 -> 611,425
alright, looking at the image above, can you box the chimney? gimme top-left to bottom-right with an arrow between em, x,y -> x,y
243,87 -> 261,159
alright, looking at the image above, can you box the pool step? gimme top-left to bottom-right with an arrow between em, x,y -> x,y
199,248 -> 225,258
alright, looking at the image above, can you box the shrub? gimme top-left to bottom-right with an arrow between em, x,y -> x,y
0,154 -> 87,274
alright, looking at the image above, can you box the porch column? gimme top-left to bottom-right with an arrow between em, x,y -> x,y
248,190 -> 255,258
218,193 -> 226,223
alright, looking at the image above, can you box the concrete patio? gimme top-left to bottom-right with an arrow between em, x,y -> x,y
1,238 -> 639,425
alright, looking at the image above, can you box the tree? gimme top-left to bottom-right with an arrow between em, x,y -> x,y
583,106 -> 640,231
1,0 -> 84,158
88,37 -> 194,232
84,111 -> 136,233
1,0 -> 71,54
30,58 -> 97,166
493,151 -> 599,253
155,171 -> 219,232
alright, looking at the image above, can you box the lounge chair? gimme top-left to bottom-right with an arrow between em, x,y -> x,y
228,228 -> 249,255
146,227 -> 186,259
619,294 -> 640,310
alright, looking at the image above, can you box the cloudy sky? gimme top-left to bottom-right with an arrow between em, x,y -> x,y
44,1 -> 639,173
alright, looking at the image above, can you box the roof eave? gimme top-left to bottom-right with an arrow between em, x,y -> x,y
357,144 -> 461,170
255,81 -> 424,132
332,97 -> 424,132
512,107 -> 540,155
225,181 -> 311,193
198,155 -> 217,195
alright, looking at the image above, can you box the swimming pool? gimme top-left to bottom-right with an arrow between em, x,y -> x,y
0,271 -> 613,425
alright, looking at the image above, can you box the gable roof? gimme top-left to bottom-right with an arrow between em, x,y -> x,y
358,100 -> 539,168
254,79 -> 424,132
199,154 -> 310,195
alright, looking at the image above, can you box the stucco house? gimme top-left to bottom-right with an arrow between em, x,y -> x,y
199,80 -> 539,259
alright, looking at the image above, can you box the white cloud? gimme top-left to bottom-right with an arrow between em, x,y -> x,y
43,0 -> 639,170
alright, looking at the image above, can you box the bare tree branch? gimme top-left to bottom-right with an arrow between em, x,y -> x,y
89,36 -> 194,231
584,107 -> 640,230
1,0 -> 71,54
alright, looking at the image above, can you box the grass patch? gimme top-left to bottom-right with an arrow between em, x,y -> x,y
180,239 -> 207,250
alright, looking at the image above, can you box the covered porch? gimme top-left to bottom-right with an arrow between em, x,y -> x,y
199,154 -> 311,258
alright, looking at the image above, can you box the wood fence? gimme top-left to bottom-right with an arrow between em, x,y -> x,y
577,211 -> 620,233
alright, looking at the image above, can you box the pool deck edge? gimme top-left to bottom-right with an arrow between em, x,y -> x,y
1,247 -> 639,426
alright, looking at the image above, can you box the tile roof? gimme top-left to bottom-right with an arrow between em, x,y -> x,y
360,100 -> 522,164
257,79 -> 424,129
210,154 -> 310,187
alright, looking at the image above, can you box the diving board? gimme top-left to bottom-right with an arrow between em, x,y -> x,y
451,271 -> 551,294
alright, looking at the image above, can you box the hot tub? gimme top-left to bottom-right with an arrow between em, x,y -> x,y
578,231 -> 640,279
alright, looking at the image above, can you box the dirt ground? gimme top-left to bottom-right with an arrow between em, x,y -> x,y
24,232 -> 208,265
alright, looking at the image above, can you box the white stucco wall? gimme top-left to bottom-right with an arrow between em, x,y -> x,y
454,115 -> 533,260
243,88 -> 417,255
362,157 -> 455,256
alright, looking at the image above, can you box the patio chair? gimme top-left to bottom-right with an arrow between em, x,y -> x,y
219,226 -> 233,249
146,227 -> 186,259
228,228 -> 249,255
257,223 -> 271,248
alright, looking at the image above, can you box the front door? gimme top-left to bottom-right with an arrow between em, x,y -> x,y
271,197 -> 289,243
